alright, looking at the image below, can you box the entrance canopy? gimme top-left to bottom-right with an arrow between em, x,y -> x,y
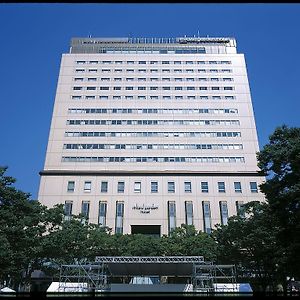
94,256 -> 204,276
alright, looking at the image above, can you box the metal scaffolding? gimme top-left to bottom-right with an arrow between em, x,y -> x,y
192,262 -> 237,292
57,256 -> 236,293
58,262 -> 109,292
95,256 -> 204,264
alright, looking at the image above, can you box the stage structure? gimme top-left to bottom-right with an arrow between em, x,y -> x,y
57,256 -> 237,293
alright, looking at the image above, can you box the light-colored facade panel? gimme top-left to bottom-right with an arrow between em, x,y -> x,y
38,36 -> 265,235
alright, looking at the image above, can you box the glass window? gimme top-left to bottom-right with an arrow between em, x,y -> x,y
202,201 -> 211,234
168,201 -> 176,234
81,201 -> 90,220
67,181 -> 75,192
218,181 -> 226,193
220,201 -> 228,225
84,181 -> 91,192
168,181 -> 175,193
151,181 -> 158,193
234,182 -> 242,193
236,201 -> 245,218
118,181 -> 125,193
250,182 -> 258,193
185,201 -> 193,225
64,201 -> 73,221
184,181 -> 192,193
115,202 -> 124,234
101,181 -> 108,193
98,202 -> 107,226
134,181 -> 141,193
201,181 -> 209,193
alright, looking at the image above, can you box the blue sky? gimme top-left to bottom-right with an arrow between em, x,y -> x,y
1,3 -> 300,199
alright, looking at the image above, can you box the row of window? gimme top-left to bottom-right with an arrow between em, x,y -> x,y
74,77 -> 234,82
68,180 -> 258,194
73,86 -> 235,91
68,108 -> 238,114
66,119 -> 240,126
65,131 -> 241,138
63,143 -> 243,150
64,200 -> 243,234
75,68 -> 233,74
76,60 -> 232,65
70,95 -> 236,101
62,156 -> 245,163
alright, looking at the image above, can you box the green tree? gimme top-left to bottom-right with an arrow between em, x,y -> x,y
257,125 -> 300,279
0,167 -> 50,290
160,224 -> 217,261
213,201 -> 286,291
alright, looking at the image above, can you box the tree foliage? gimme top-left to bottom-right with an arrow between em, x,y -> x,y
257,125 -> 300,278
213,201 -> 285,291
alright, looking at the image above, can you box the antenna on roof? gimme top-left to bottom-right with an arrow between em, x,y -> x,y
197,30 -> 200,37
88,34 -> 92,38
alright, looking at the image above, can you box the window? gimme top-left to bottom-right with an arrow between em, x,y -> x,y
250,182 -> 258,193
219,201 -> 228,225
101,181 -> 108,193
67,181 -> 75,192
201,181 -> 209,193
202,201 -> 211,234
168,181 -> 175,193
81,201 -> 90,220
168,201 -> 176,234
218,181 -> 226,193
185,201 -> 193,225
234,182 -> 242,193
236,201 -> 245,218
184,181 -> 192,193
118,181 -> 125,193
98,202 -> 107,226
84,181 -> 91,192
134,181 -> 141,193
151,181 -> 158,193
73,86 -> 82,90
64,201 -> 73,221
115,202 -> 124,234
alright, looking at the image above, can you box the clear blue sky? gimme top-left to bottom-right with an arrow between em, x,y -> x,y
1,3 -> 300,199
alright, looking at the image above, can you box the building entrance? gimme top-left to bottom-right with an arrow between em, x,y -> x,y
131,225 -> 161,237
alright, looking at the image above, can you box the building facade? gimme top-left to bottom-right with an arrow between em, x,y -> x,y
38,37 -> 265,236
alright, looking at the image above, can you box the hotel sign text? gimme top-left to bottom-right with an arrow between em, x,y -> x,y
132,204 -> 159,214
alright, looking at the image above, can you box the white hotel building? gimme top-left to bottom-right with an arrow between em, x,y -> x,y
38,37 -> 265,236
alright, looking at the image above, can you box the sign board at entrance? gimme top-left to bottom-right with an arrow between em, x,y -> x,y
132,204 -> 158,214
